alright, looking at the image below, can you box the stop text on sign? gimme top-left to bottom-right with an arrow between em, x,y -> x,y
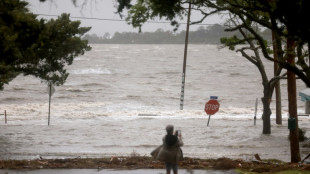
205,104 -> 219,110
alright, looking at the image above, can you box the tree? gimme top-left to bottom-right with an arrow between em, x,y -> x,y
1,0 -> 40,90
103,32 -> 111,39
220,15 -> 285,135
116,0 -> 310,162
0,0 -> 91,90
117,0 -> 310,87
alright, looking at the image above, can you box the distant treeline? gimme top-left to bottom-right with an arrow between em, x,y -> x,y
83,24 -> 272,44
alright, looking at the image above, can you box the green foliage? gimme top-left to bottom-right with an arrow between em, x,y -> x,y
25,14 -> 91,86
126,1 -> 150,32
119,0 -> 310,43
147,0 -> 183,20
0,0 -> 40,90
0,0 -> 91,90
299,128 -> 308,142
125,0 -> 184,32
274,171 -> 310,174
116,0 -> 132,13
220,36 -> 244,51
237,170 -> 310,174
272,0 -> 310,44
0,64 -> 19,86
262,158 -> 285,164
287,128 -> 308,142
256,39 -> 273,55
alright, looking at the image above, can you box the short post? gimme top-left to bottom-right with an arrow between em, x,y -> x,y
48,83 -> 52,126
254,98 -> 258,126
0,110 -> 6,124
46,82 -> 55,126
5,110 -> 7,124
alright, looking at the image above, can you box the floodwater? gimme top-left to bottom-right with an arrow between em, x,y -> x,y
0,44 -> 309,162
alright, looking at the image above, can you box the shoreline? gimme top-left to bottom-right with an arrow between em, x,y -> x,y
2,117 -> 310,163
0,156 -> 308,173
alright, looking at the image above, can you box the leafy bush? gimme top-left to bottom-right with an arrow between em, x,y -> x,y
288,128 -> 308,142
299,128 -> 308,142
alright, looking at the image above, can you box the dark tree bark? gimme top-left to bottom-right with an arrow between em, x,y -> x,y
272,31 -> 282,125
287,38 -> 301,163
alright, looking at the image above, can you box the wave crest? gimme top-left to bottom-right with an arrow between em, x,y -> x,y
71,68 -> 112,75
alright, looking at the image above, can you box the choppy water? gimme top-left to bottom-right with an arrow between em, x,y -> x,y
0,44 -> 307,116
0,44 -> 309,161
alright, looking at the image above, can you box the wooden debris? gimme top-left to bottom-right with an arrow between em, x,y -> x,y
0,156 -> 306,172
255,153 -> 262,161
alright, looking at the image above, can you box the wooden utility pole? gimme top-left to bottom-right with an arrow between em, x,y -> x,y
272,31 -> 282,125
180,0 -> 191,110
287,38 -> 301,163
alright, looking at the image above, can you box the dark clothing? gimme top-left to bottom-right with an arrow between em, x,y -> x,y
165,134 -> 178,146
151,135 -> 183,163
165,162 -> 178,173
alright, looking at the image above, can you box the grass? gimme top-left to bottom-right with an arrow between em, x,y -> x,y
236,170 -> 310,174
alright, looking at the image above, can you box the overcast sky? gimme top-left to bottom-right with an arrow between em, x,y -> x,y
26,0 -> 225,36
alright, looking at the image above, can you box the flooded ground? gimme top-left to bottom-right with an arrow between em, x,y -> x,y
2,117 -> 310,162
1,44 -> 310,173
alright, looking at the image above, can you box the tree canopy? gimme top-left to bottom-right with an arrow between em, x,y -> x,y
117,0 -> 309,42
116,0 -> 310,87
0,0 -> 91,90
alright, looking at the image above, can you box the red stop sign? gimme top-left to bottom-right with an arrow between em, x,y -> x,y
205,100 -> 220,115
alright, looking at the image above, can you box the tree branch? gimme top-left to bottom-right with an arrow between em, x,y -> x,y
236,48 -> 258,66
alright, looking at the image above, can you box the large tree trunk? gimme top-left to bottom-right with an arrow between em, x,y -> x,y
272,31 -> 282,125
262,98 -> 271,134
287,38 -> 301,163
275,82 -> 282,124
262,84 -> 272,134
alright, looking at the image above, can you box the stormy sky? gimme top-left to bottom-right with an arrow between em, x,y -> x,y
26,0 -> 225,36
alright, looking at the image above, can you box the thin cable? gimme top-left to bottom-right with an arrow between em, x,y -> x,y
35,13 -> 222,26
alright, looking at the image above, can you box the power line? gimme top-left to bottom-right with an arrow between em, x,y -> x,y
35,13 -> 220,26
36,14 -> 124,22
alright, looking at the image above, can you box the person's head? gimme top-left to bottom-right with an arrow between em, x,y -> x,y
166,125 -> 174,135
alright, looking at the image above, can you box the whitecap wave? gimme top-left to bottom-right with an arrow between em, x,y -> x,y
71,68 -> 112,75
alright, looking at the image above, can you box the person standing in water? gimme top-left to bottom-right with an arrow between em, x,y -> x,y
151,125 -> 183,174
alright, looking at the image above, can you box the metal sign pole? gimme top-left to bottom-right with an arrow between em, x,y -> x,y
0,110 -> 7,124
48,82 -> 51,126
4,110 -> 7,124
207,115 -> 211,126
254,98 -> 258,125
45,82 -> 55,126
